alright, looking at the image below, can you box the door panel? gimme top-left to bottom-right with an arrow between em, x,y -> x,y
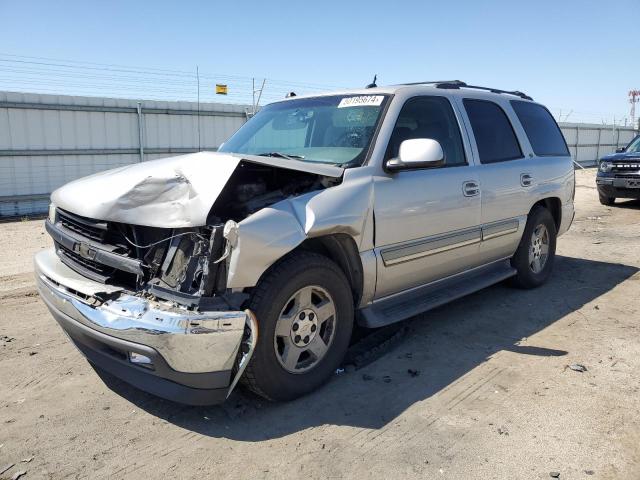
457,97 -> 535,264
373,167 -> 481,298
476,158 -> 534,261
372,95 -> 483,299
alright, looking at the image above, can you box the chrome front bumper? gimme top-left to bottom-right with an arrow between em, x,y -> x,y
34,248 -> 253,405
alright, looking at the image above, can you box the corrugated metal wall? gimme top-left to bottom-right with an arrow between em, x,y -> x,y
1,91 -> 638,217
558,122 -> 638,167
0,91 -> 249,216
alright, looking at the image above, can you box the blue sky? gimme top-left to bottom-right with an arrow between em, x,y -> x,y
1,0 -> 638,124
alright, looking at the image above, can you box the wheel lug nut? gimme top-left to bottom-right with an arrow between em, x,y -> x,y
294,335 -> 301,343
299,312 -> 306,320
292,323 -> 299,331
311,324 -> 317,332
309,313 -> 315,320
304,336 -> 310,343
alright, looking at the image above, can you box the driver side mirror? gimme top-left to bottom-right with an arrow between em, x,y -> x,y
385,138 -> 445,171
616,147 -> 626,153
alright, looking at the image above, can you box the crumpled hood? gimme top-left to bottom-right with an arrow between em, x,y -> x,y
51,151 -> 343,228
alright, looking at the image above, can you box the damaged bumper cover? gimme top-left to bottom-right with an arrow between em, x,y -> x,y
34,248 -> 255,405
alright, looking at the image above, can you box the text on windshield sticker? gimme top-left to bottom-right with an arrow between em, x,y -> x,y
337,96 -> 384,108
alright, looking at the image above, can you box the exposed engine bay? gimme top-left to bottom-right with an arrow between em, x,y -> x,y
48,160 -> 341,311
208,161 -> 338,222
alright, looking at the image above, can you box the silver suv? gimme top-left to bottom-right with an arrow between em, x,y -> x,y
36,81 -> 575,405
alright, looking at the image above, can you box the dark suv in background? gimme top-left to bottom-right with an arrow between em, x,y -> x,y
596,134 -> 640,205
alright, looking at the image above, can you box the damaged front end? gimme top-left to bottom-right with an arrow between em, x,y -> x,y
45,209 -> 240,307
36,153 -> 343,404
38,211 -> 255,404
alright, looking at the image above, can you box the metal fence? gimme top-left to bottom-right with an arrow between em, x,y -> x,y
558,122 -> 638,167
1,91 -> 638,217
0,91 -> 250,216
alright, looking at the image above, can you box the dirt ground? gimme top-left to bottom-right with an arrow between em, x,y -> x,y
1,168 -> 639,480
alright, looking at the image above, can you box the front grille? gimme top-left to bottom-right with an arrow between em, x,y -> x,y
57,242 -> 115,277
50,210 -> 172,289
58,209 -> 108,242
614,173 -> 640,179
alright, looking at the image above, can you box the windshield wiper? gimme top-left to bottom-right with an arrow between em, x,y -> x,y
256,152 -> 305,161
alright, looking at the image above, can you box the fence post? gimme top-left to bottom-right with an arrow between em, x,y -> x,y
575,126 -> 580,163
595,127 -> 602,163
136,102 -> 145,163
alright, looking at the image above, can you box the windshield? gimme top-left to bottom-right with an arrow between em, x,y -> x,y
625,135 -> 640,154
219,94 -> 389,166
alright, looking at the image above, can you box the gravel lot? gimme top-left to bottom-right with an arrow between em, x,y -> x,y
1,168 -> 639,479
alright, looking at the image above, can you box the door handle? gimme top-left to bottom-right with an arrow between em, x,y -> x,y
462,180 -> 480,197
520,173 -> 533,187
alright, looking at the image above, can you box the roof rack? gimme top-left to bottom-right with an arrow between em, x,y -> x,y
401,80 -> 533,101
400,80 -> 466,86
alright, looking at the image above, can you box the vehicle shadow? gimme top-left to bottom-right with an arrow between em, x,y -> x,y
95,255 -> 637,441
610,199 -> 640,209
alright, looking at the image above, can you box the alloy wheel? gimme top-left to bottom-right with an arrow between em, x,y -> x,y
273,285 -> 336,374
528,224 -> 549,274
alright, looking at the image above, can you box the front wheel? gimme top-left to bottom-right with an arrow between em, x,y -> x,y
510,206 -> 557,289
242,252 -> 354,401
599,193 -> 615,206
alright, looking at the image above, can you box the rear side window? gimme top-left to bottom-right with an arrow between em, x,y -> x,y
463,99 -> 523,163
511,101 -> 570,156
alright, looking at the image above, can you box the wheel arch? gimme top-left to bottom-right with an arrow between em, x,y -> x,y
294,234 -> 364,307
531,197 -> 561,231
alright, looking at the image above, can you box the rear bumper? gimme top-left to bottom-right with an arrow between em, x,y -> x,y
35,249 -> 251,405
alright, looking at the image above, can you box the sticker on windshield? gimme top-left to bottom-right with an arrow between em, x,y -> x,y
338,95 -> 384,108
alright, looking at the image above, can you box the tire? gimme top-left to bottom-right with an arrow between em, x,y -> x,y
599,193 -> 615,206
242,251 -> 354,401
509,205 -> 557,289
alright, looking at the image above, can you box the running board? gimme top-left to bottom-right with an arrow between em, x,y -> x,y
359,259 -> 516,328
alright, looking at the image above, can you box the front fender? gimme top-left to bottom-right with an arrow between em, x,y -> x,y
226,171 -> 375,289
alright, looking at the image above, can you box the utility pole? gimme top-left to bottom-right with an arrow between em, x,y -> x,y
250,78 -> 266,116
629,90 -> 640,131
196,66 -> 201,151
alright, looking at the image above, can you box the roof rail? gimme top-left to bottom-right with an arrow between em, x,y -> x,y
400,80 -> 466,86
435,82 -> 533,101
400,80 -> 533,101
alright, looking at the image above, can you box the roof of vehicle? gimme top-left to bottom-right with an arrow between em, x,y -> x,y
278,80 -> 536,104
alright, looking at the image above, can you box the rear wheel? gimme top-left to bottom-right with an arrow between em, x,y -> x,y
599,193 -> 615,206
510,206 -> 557,289
242,252 -> 354,401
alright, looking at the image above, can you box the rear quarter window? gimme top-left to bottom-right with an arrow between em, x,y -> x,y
510,101 -> 570,157
463,99 -> 523,164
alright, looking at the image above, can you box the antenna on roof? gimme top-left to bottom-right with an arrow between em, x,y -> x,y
366,74 -> 378,89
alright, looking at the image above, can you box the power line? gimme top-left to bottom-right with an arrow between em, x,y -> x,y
0,53 -> 345,105
0,53 -> 345,89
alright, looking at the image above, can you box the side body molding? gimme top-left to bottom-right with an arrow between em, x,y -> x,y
226,168 -> 376,289
378,216 -> 526,267
380,227 -> 482,266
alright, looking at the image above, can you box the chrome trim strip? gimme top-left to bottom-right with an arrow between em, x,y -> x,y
481,219 -> 520,240
379,217 -> 522,266
380,227 -> 482,266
